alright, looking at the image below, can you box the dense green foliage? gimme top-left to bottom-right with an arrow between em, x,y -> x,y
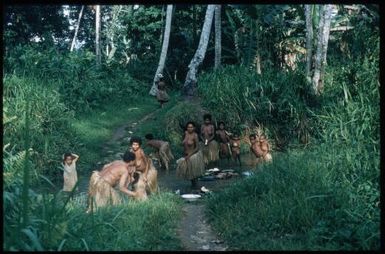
204,13 -> 380,250
3,4 -> 379,251
198,65 -> 315,147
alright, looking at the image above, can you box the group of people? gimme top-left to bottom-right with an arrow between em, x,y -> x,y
175,113 -> 272,188
60,112 -> 271,212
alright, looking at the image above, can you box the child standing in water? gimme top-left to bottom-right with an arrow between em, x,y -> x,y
62,152 -> 79,192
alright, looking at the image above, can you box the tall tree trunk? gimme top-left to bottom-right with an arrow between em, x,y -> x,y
183,5 -> 215,97
95,5 -> 101,67
312,5 -> 325,94
106,5 -> 122,62
254,19 -> 262,74
70,5 -> 84,52
159,5 -> 165,43
214,5 -> 222,70
149,5 -> 174,96
312,5 -> 333,95
318,5 -> 333,94
305,4 -> 313,82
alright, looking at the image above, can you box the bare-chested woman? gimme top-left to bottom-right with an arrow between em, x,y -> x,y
176,121 -> 205,188
145,133 -> 174,171
200,114 -> 219,165
130,136 -> 158,194
87,151 -> 138,213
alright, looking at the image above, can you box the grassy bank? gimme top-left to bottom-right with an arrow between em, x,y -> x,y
4,86 -> 185,251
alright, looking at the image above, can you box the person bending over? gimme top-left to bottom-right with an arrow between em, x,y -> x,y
86,151 -> 136,213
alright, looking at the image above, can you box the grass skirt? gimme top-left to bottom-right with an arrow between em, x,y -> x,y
157,90 -> 169,102
87,171 -> 121,212
176,150 -> 205,180
201,140 -> 219,164
140,160 -> 158,194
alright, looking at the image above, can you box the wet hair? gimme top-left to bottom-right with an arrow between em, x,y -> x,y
249,134 -> 256,139
122,151 -> 136,162
145,133 -> 154,140
130,136 -> 142,146
203,113 -> 212,121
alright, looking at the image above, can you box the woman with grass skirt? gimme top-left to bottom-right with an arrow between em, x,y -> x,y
156,75 -> 170,108
176,121 -> 205,188
200,113 -> 219,166
62,152 -> 79,192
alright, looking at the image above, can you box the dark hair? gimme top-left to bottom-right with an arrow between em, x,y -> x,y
249,134 -> 256,139
203,113 -> 212,121
218,121 -> 225,126
145,133 -> 154,140
63,152 -> 72,162
185,121 -> 196,130
130,136 -> 142,145
122,151 -> 136,162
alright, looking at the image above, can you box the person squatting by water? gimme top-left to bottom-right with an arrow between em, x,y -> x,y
145,133 -> 174,171
129,136 -> 158,194
176,121 -> 205,189
156,74 -> 170,108
87,151 -> 140,213
200,113 -> 219,166
62,152 -> 79,192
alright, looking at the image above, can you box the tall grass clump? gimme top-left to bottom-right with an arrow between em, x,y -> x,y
3,74 -> 76,181
4,45 -> 148,113
60,192 -> 183,251
4,96 -> 74,251
198,65 -> 316,148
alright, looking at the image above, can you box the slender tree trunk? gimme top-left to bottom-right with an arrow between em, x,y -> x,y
312,5 -> 325,94
305,4 -> 313,82
318,5 -> 333,93
70,5 -> 84,52
214,5 -> 222,70
95,5 -> 101,67
254,19 -> 261,74
159,5 -> 165,43
149,5 -> 174,96
106,5 -> 122,61
183,5 -> 215,97
312,5 -> 333,95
